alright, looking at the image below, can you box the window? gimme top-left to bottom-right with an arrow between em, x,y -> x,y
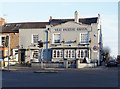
53,33 -> 61,44
0,50 -> 3,59
5,50 -> 8,57
76,49 -> 88,58
2,37 -> 5,46
65,49 -> 75,58
53,49 -> 63,58
15,24 -> 21,26
0,36 -> 6,46
33,50 -> 39,59
32,34 -> 39,44
80,33 -> 88,43
5,24 -> 10,27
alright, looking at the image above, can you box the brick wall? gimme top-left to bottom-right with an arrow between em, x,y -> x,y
0,33 -> 19,55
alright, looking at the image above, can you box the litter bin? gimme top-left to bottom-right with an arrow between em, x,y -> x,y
0,59 -> 4,70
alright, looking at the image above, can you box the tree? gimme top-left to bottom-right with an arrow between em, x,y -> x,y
102,46 -> 111,61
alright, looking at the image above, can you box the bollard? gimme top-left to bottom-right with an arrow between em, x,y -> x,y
41,59 -> 43,69
64,59 -> 68,68
76,59 -> 80,68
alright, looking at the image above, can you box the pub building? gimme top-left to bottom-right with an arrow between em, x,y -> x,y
46,11 -> 103,65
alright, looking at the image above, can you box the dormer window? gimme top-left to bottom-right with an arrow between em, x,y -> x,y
16,24 -> 21,26
5,24 -> 10,27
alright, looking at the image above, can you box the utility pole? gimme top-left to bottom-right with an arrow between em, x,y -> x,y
6,35 -> 10,71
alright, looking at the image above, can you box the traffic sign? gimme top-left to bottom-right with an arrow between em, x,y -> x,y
93,46 -> 99,51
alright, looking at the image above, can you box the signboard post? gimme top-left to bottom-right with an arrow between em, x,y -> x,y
6,35 -> 10,71
93,46 -> 99,67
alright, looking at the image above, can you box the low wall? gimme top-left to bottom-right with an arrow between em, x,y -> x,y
77,63 -> 97,68
31,62 -> 97,68
32,62 -> 64,68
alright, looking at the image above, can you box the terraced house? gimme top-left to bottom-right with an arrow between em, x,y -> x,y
19,11 -> 103,65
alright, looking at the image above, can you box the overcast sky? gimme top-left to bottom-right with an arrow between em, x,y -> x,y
0,1 -> 118,57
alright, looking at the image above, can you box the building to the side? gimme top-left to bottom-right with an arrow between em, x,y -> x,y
19,11 -> 103,65
0,19 -> 22,62
19,22 -> 49,63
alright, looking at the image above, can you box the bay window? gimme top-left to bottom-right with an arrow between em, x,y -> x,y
65,49 -> 75,58
76,49 -> 88,58
53,49 -> 63,58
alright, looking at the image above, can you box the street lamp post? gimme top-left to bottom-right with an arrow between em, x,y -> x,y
6,35 -> 10,71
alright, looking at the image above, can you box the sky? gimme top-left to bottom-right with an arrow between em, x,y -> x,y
0,1 -> 118,57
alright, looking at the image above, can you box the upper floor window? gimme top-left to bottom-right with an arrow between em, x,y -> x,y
53,33 -> 61,44
0,35 -> 6,46
1,36 -> 5,46
32,34 -> 39,44
80,33 -> 88,43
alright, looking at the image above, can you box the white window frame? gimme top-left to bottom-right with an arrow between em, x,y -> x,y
0,35 -> 6,46
33,50 -> 39,59
64,49 -> 75,58
53,49 -> 63,58
52,33 -> 61,44
32,34 -> 39,44
80,33 -> 89,44
76,49 -> 88,59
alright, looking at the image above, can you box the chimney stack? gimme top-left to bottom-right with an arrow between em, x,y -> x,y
0,17 -> 6,26
50,16 -> 52,20
74,11 -> 79,23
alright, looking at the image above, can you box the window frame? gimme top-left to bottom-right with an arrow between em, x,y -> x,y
33,50 -> 39,59
80,33 -> 89,44
0,35 -> 6,46
76,49 -> 88,59
32,34 -> 39,44
52,33 -> 61,44
64,49 -> 75,58
53,49 -> 63,58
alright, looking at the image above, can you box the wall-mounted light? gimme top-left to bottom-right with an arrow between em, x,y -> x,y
94,34 -> 97,37
74,40 -> 77,43
62,40 -> 65,43
48,41 -> 51,43
89,38 -> 92,43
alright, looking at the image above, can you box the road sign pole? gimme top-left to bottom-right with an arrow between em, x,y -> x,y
7,35 -> 10,71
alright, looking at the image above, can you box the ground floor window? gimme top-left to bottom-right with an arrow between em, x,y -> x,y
76,49 -> 88,59
53,49 -> 63,58
65,49 -> 75,58
0,50 -> 3,59
52,49 -> 88,59
33,50 -> 39,59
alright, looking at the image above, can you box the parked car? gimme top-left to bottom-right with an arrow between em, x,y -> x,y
117,55 -> 120,64
105,59 -> 118,67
